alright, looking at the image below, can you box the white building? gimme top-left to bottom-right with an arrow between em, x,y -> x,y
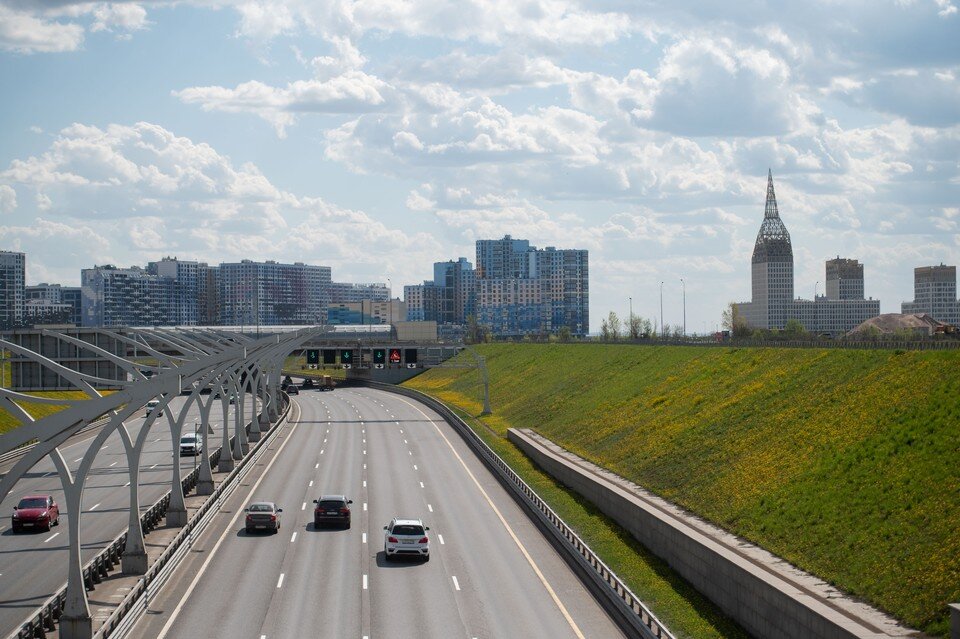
901,264 -> 960,326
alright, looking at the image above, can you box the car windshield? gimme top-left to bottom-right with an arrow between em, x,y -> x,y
249,504 -> 273,512
392,525 -> 424,536
180,436 -> 197,443
318,500 -> 344,509
18,498 -> 47,509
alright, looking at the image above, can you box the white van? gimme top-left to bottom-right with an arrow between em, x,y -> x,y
179,433 -> 201,456
145,400 -> 162,417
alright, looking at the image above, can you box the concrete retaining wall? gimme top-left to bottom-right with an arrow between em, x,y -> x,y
508,428 -> 897,639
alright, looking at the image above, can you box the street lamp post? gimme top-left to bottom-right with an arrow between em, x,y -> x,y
628,296 -> 633,339
659,281 -> 664,339
387,277 -> 393,335
680,278 -> 686,338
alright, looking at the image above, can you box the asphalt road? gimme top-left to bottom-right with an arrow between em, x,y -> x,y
133,387 -> 624,639
0,393 -> 259,635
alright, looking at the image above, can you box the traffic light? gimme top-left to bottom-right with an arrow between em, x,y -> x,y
389,348 -> 401,364
306,349 -> 319,365
340,349 -> 354,368
322,349 -> 336,365
404,348 -> 418,364
373,348 -> 386,364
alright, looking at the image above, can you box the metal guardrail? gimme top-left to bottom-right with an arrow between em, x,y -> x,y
359,381 -> 674,639
6,397 -> 287,639
95,395 -> 290,639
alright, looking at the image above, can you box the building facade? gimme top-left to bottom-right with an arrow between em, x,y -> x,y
26,283 -> 82,326
404,282 -> 439,322
218,260 -> 331,326
81,265 -> 176,327
901,264 -> 960,325
147,257 -> 217,326
0,251 -> 25,330
474,236 -> 589,337
433,258 -> 476,325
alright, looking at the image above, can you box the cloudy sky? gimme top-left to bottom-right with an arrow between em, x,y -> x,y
1,1 -> 958,333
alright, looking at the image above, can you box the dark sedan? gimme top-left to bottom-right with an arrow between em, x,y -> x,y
12,495 -> 60,532
313,495 -> 352,529
244,501 -> 282,534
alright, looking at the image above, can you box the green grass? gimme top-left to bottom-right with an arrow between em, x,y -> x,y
404,343 -> 960,637
282,356 -> 346,381
0,391 -> 112,435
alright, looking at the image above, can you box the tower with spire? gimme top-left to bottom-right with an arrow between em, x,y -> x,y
741,170 -> 795,329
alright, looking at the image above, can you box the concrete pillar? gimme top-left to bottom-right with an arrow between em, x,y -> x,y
950,603 -> 960,639
234,385 -> 247,459
248,377 -> 262,442
121,454 -> 147,575
196,399 -> 215,496
61,482 -> 92,639
166,437 -> 188,526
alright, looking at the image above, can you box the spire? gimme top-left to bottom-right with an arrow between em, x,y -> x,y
764,168 -> 779,219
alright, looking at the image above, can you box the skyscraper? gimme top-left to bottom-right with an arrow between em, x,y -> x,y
739,171 -> 794,330
81,265 -> 176,327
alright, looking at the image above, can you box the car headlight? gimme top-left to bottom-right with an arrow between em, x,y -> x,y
12,511 -> 20,519
39,512 -> 48,518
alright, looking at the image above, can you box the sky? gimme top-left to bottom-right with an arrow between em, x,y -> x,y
0,0 -> 958,334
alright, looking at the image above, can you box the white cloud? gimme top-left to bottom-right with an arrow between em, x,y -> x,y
0,185 -> 16,213
0,5 -> 84,53
90,3 -> 148,34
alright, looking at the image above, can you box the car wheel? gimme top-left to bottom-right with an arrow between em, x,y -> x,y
424,554 -> 430,562
384,548 -> 391,561
245,527 -> 253,534
54,516 -> 60,526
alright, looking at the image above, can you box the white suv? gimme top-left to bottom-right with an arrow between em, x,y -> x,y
179,433 -> 201,456
383,517 -> 430,562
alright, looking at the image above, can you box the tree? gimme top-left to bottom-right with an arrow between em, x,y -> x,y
721,302 -> 751,338
629,314 -> 642,339
465,315 -> 489,344
662,323 -> 672,339
672,324 -> 684,338
640,317 -> 653,338
557,326 -> 572,342
600,318 -> 610,341
784,318 -> 806,336
608,311 -> 622,340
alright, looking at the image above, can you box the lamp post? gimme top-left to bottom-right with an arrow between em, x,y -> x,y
659,281 -> 664,339
628,296 -> 633,339
815,281 -> 819,299
680,278 -> 686,338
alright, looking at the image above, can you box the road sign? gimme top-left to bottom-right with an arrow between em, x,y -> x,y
389,348 -> 401,364
340,349 -> 354,366
373,348 -> 386,364
322,349 -> 336,365
406,363 -> 417,369
306,349 -> 319,365
375,363 -> 385,369
404,348 -> 417,364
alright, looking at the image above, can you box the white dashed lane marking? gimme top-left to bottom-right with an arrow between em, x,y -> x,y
301,503 -> 306,511
362,533 -> 367,544
428,504 -> 433,512
44,532 -> 59,543
452,576 -> 461,591
89,503 -> 101,511
276,573 -> 284,588
362,574 -> 368,590
290,532 -> 297,543
438,534 -> 445,545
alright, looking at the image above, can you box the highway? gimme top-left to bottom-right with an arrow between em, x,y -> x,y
0,394 -> 256,635
132,387 -> 624,639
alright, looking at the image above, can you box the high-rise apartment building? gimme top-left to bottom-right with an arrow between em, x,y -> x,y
474,236 -> 589,337
81,265 -> 175,327
433,258 -> 476,325
825,258 -> 865,301
218,260 -> 331,326
325,281 -> 389,305
0,251 -> 25,330
404,282 -> 439,322
147,257 -> 217,326
902,264 -> 960,325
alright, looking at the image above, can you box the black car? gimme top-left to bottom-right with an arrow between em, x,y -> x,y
313,495 -> 352,528
287,385 -> 299,395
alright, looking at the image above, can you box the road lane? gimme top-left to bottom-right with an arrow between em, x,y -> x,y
133,387 -> 623,639
0,394 -> 259,634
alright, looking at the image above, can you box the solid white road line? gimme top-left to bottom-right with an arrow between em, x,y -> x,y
394,394 -> 587,639
44,532 -> 59,543
438,534 -> 445,545
362,574 -> 368,590
276,573 -> 284,589
156,405 -> 303,639
290,532 -> 297,543
452,576 -> 461,591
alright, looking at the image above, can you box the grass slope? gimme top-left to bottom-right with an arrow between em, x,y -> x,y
404,344 -> 960,637
0,391 -> 111,435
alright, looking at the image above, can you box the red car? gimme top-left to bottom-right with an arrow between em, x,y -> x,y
12,495 -> 60,532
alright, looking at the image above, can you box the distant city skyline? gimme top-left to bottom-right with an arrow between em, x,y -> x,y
1,1 -> 957,332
